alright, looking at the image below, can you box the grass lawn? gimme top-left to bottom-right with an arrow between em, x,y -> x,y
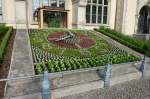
29,29 -> 141,74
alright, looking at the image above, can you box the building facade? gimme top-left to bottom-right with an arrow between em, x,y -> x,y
0,0 -> 150,35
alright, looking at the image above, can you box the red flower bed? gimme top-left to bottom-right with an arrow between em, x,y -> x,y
47,32 -> 96,49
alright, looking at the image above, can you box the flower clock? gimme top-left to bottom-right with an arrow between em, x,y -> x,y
47,31 -> 96,49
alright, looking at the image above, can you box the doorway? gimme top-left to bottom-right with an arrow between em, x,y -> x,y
138,6 -> 150,34
15,1 -> 27,28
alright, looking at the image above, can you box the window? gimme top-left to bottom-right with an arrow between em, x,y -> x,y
103,6 -> 107,24
98,6 -> 102,23
59,1 -> 65,8
33,0 -> 40,21
51,0 -> 57,7
43,0 -> 49,6
98,0 -> 102,4
32,0 -> 65,21
86,0 -> 108,24
92,0 -> 97,3
86,5 -> 91,23
87,0 -> 91,3
0,0 -> 3,21
92,5 -> 96,23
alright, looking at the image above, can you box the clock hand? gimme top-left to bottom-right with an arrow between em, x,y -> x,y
55,35 -> 72,41
55,31 -> 75,42
75,43 -> 82,48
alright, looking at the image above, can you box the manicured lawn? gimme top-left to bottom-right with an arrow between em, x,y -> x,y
29,29 -> 140,74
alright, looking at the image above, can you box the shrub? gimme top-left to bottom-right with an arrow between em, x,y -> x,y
0,24 -> 9,36
0,27 -> 13,63
35,53 -> 140,74
95,26 -> 150,57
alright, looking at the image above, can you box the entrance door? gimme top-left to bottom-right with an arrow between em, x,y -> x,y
15,1 -> 27,29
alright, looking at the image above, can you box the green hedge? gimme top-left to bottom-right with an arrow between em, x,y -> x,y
95,26 -> 150,57
0,27 -> 13,63
0,26 -> 9,34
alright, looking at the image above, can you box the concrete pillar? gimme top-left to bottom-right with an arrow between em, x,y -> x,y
65,0 -> 72,29
74,0 -> 87,29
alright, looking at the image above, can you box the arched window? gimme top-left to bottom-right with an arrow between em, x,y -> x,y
86,0 -> 108,24
138,6 -> 150,34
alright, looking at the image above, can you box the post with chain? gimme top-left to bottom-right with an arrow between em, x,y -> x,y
140,56 -> 147,78
103,63 -> 111,87
42,68 -> 51,99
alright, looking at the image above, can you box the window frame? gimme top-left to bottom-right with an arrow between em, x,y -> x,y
86,0 -> 108,25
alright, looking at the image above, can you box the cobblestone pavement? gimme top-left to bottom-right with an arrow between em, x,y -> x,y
59,77 -> 150,99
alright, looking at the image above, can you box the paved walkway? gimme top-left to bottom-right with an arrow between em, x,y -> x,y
60,77 -> 150,99
4,29 -> 34,98
8,29 -> 34,78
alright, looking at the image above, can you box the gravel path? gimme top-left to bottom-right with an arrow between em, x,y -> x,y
59,77 -> 150,99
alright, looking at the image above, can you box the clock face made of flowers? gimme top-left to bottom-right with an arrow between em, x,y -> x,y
47,31 -> 96,49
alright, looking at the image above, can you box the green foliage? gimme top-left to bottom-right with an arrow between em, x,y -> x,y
0,24 -> 9,37
95,26 -> 150,57
35,53 -> 140,74
30,29 -> 141,74
0,27 -> 13,63
50,20 -> 60,27
30,29 -> 110,58
44,13 -> 60,28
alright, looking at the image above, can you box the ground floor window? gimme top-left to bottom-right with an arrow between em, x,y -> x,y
86,0 -> 108,24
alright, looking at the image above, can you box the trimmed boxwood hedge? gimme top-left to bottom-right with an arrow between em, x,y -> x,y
95,26 -> 150,57
0,27 -> 13,63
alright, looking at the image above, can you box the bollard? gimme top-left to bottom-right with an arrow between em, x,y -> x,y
103,63 -> 111,87
140,56 -> 147,78
42,70 -> 51,99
